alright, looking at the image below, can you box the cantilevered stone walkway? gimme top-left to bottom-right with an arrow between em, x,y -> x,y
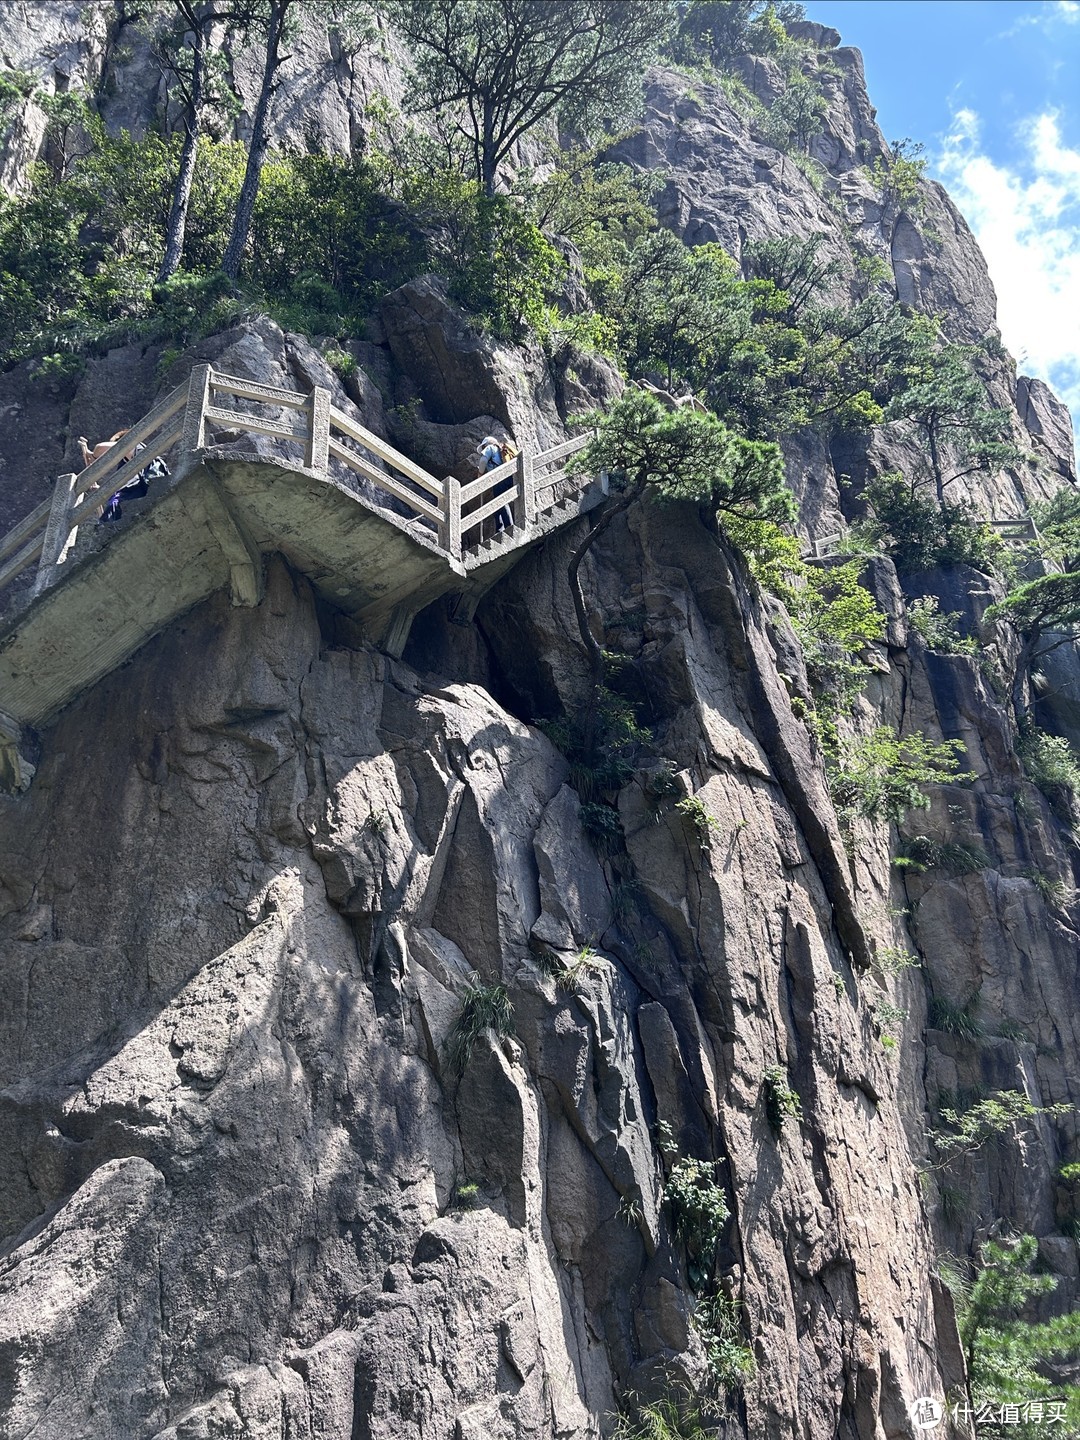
0,363 -> 604,779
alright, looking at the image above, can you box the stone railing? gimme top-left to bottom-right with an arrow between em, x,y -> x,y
0,363 -> 594,597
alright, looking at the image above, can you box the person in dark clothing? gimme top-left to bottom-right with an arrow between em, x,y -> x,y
477,434 -> 517,534
97,451 -> 170,524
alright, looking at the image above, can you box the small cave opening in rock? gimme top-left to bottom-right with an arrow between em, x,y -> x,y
402,589 -> 566,736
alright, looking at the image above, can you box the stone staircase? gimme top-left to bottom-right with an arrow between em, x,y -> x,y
0,364 -> 606,787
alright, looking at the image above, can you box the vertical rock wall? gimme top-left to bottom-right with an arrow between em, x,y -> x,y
1,9 -> 1080,1440
0,517 -> 961,1439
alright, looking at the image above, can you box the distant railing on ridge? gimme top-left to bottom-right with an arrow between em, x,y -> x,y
0,362 -> 594,600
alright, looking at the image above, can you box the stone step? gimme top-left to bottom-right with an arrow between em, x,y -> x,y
472,496 -> 584,559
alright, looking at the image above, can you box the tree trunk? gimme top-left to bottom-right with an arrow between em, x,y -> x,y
1011,634 -> 1036,728
481,98 -> 496,198
158,37 -> 206,284
928,422 -> 944,505
222,0 -> 289,280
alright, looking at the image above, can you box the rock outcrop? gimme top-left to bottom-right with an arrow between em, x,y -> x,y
1,9 -> 1079,1440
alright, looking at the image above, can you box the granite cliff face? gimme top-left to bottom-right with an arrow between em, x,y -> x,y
1,8 -> 1079,1440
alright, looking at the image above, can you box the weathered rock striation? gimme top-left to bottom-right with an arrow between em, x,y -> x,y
1,9 -> 1079,1440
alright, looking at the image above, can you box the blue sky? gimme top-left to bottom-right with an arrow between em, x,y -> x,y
806,0 -> 1080,440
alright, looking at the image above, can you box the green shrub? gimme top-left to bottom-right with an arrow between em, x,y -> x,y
580,802 -> 624,857
1031,486 -> 1080,568
541,685 -> 648,802
763,1065 -> 802,1133
447,193 -> 565,341
675,795 -> 718,850
155,344 -> 183,383
253,149 -> 426,315
379,152 -> 565,340
928,995 -> 984,1040
906,596 -> 978,655
0,116 -> 572,366
875,945 -> 920,976
29,351 -> 85,383
896,834 -> 990,874
928,1089 -> 1072,1167
451,1181 -> 480,1210
149,268 -> 245,340
872,996 -> 907,1037
726,515 -> 886,750
670,0 -> 808,71
864,472 -> 1004,574
323,344 -> 357,378
664,1157 -> 729,1289
829,727 -> 973,828
0,68 -> 37,130
1017,728 -> 1080,804
694,1292 -> 756,1391
654,1118 -> 683,1160
446,983 -> 514,1075
869,140 -> 927,212
646,760 -> 681,814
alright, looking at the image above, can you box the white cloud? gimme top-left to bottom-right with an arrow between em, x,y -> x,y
1003,1 -> 1080,35
935,107 -> 1080,436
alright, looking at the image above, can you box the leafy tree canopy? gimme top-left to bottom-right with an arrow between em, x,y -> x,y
1031,486 -> 1080,570
988,572 -> 1080,644
577,387 -> 792,521
384,0 -> 676,196
863,471 -> 1004,574
586,231 -> 953,444
945,1233 -> 1080,1439
671,0 -> 807,69
986,544 -> 1080,722
886,336 -> 1023,501
742,231 -> 839,320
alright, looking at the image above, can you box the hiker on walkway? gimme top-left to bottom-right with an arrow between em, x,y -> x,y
477,434 -> 518,535
77,429 -> 133,521
98,451 -> 170,525
76,429 -> 168,524
77,430 -> 130,472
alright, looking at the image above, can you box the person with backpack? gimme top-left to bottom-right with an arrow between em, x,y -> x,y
77,429 -> 130,471
97,450 -> 170,524
477,433 -> 518,535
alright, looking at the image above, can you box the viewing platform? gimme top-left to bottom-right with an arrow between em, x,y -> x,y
0,364 -> 604,786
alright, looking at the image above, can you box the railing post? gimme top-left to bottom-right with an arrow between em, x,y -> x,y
31,471 -> 79,596
442,475 -> 462,560
513,451 -> 535,528
307,386 -> 330,473
180,362 -> 212,454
